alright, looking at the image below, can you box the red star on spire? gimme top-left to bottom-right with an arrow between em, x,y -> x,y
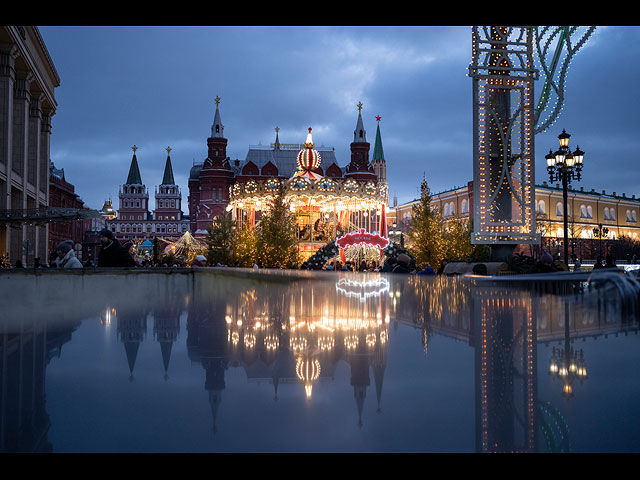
376,115 -> 381,122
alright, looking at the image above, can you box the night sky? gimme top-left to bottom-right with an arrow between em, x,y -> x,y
37,26 -> 640,212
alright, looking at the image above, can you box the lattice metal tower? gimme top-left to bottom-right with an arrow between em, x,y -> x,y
469,26 -> 595,260
469,27 -> 540,260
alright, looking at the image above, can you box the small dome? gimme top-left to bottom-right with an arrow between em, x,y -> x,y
296,128 -> 321,171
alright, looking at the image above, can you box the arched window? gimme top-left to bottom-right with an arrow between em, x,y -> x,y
461,199 -> 469,214
604,207 -> 610,220
443,203 -> 450,217
633,211 -> 637,222
556,202 -> 563,217
537,200 -> 546,215
587,205 -> 593,218
449,202 -> 455,216
580,204 -> 587,218
610,208 -> 616,221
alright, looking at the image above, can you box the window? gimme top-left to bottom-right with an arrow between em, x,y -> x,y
537,200 -> 546,215
604,207 -> 610,220
587,205 -> 593,219
580,204 -> 587,218
461,199 -> 469,214
556,202 -> 563,217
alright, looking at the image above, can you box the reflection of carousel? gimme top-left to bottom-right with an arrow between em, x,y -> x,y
228,124 -> 389,262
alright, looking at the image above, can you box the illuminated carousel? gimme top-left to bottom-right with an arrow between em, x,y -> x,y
228,128 -> 390,263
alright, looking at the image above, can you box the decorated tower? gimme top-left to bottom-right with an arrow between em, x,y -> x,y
153,146 -> 182,222
345,102 -> 377,182
118,145 -> 150,223
371,115 -> 388,204
188,96 -> 236,235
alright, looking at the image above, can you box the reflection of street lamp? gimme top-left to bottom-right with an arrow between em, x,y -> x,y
546,129 -> 585,266
549,302 -> 587,398
593,223 -> 609,260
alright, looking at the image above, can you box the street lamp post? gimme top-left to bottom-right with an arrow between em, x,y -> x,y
593,223 -> 609,261
546,129 -> 585,267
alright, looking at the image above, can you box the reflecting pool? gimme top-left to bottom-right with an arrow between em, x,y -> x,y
1,268 -> 639,453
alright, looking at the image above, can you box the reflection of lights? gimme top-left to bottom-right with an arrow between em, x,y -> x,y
296,357 -> 321,400
244,333 -> 256,348
264,334 -> 279,351
336,278 -> 390,302
291,336 -> 307,353
318,335 -> 334,351
101,307 -> 117,326
225,315 -> 232,324
549,346 -> 587,398
366,333 -> 376,348
231,331 -> 240,346
344,334 -> 358,350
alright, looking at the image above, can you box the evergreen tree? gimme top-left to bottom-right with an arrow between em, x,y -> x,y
256,183 -> 300,268
205,213 -> 236,265
234,223 -> 259,267
408,176 -> 446,269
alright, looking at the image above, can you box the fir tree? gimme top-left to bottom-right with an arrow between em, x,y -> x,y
234,223 -> 259,267
205,213 -> 236,266
256,183 -> 300,268
408,176 -> 446,269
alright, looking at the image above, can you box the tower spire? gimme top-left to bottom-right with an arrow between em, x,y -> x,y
353,101 -> 367,143
161,146 -> 175,185
211,95 -> 224,138
126,145 -> 143,185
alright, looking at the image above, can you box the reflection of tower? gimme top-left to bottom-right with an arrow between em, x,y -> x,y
472,286 -> 537,452
186,296 -> 229,434
117,309 -> 148,382
348,331 -> 371,428
153,304 -> 181,381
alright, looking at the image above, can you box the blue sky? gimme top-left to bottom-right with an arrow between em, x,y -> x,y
38,26 -> 640,211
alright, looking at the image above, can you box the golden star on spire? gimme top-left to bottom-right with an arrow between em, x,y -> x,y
357,102 -> 363,113
166,146 -> 172,154
132,145 -> 138,154
214,96 -> 221,108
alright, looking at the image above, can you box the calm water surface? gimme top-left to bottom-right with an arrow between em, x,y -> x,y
1,268 -> 639,453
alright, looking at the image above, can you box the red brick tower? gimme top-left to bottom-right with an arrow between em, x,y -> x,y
188,96 -> 235,235
345,102 -> 377,182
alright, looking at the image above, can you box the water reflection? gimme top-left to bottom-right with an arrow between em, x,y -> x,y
0,270 -> 638,452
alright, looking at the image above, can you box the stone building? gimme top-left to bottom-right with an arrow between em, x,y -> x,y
0,26 -> 59,265
393,180 -> 640,261
107,146 -> 189,243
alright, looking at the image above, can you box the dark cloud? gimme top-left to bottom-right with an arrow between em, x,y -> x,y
39,26 -> 640,210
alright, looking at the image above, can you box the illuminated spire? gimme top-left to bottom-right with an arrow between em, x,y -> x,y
353,101 -> 367,143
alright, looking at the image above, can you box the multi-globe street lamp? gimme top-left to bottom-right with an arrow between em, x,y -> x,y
593,223 -> 609,261
546,129 -> 585,267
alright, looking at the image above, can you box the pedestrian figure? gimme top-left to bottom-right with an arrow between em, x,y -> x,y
437,258 -> 448,275
418,266 -> 436,275
593,256 -> 604,270
536,251 -> 556,273
97,229 -> 136,267
55,240 -> 83,269
392,254 -> 411,273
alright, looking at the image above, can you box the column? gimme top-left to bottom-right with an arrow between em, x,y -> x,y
0,44 -> 18,257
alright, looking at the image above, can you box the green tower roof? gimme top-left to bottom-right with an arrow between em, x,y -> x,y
372,121 -> 385,162
161,150 -> 175,185
126,147 -> 143,185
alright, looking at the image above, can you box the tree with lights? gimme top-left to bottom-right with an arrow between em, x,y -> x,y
234,223 -> 259,267
256,183 -> 300,268
408,176 -> 446,269
205,213 -> 236,266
